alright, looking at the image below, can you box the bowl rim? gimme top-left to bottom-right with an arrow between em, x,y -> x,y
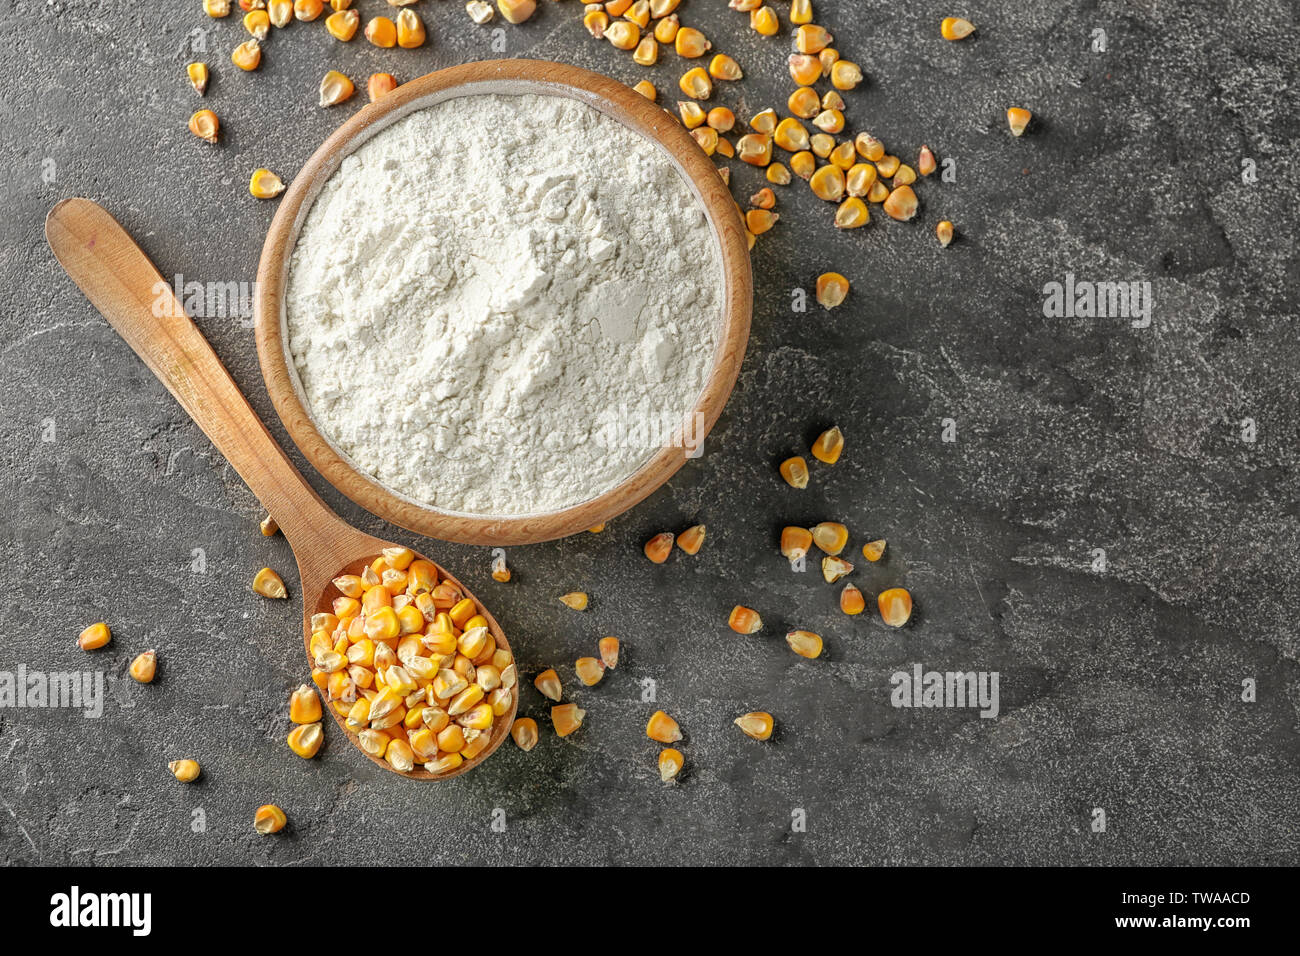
255,59 -> 752,546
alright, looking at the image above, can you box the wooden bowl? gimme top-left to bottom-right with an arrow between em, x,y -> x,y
255,59 -> 752,546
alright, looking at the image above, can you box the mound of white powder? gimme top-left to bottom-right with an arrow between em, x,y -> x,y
285,92 -> 723,516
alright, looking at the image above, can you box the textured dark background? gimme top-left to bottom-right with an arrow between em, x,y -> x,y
1,0 -> 1297,865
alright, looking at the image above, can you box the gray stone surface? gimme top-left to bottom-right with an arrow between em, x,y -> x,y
2,0 -> 1297,865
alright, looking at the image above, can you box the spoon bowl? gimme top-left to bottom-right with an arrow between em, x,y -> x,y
46,197 -> 515,779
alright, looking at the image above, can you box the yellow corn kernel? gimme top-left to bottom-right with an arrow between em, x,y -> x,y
168,758 -> 201,783
644,532 -> 675,564
324,671 -> 354,705
1007,106 -> 1032,136
780,526 -> 813,563
187,62 -> 209,96
772,117 -> 809,153
368,686 -> 404,723
575,657 -> 605,687
437,724 -> 466,753
790,0 -> 813,23
734,711 -> 775,740
748,107 -> 778,134
811,425 -> 844,464
268,0 -> 292,26
249,167 -> 286,199
724,603 -> 762,636
309,632 -> 332,661
310,668 -> 328,692
230,38 -> 261,71
633,79 -> 656,101
493,646 -> 513,669
384,665 -> 418,697
430,581 -> 463,610
251,567 -> 286,599
813,109 -> 845,135
459,728 -> 490,761
708,53 -> 742,81
475,664 -> 502,692
653,13 -> 679,43
447,683 -> 485,716
731,134 -> 768,168
810,133 -> 835,158
918,144 -> 937,177
457,702 -> 494,730
874,154 -> 901,179
892,163 -> 917,187
645,710 -> 681,743
936,220 -> 956,247
830,60 -> 863,89
785,629 -> 823,659
127,649 -> 157,684
331,576 -> 362,600
781,152 -> 811,182
677,100 -> 706,129
373,643 -> 397,672
244,9 -> 270,39
325,8 -> 359,39
498,0 -> 536,23
816,272 -> 849,309
345,638 -> 375,668
830,141 -> 856,171
363,71 -> 397,103
589,639 -> 616,674
941,16 -> 975,40
745,208 -> 779,235
858,539 -> 886,562
344,697 -> 370,731
818,47 -> 839,77
287,722 -> 323,759
396,8 -> 425,47
395,605 -> 423,636
749,5 -> 778,35
512,717 -> 539,751
707,106 -> 736,133
606,20 -> 640,50
626,0 -> 650,28
77,621 -> 111,651
188,108 -> 220,144
421,705 -> 450,733
419,751 -> 459,774
486,686 -> 512,717
534,668 -> 562,702
822,89 -> 845,110
788,86 -> 820,119
676,524 -> 706,555
883,184 -> 919,221
839,582 -> 867,616
432,669 -> 464,702
878,587 -> 913,627
403,704 -> 425,730
657,747 -> 684,782
719,167 -> 732,186
868,180 -> 890,203
550,702 -> 584,737
810,164 -> 845,201
254,804 -> 287,834
386,738 -> 415,772
319,69 -> 355,107
289,683 -> 323,723
856,133 -> 885,162
378,569 -> 407,597
674,26 -> 710,57
846,162 -> 878,198
633,36 -> 658,66
295,0 -> 324,20
408,726 -> 439,760
650,0 -> 679,13
204,0 -> 231,16
357,728 -> 390,758
759,162 -> 787,186
362,607 -> 398,643
311,612 -> 339,634
558,591 -> 589,612
788,53 -> 821,86
679,67 -> 712,100
795,23 -> 832,53
777,455 -> 808,489
447,597 -> 475,627
584,7 -> 609,38
835,197 -> 869,229
821,555 -> 854,583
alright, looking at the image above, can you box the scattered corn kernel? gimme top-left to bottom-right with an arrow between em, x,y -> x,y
249,167 -> 286,199
676,524 -> 706,555
205,0 -> 232,16
734,711 -> 774,740
599,636 -> 620,669
625,0 -> 651,28
268,0 -> 292,26
788,53 -> 821,86
936,220 -> 955,247
679,67 -> 712,100
653,12 -> 679,42
658,747 -> 684,781
466,0 -> 494,24
811,521 -> 848,555
812,425 -> 844,464
780,526 -> 813,563
319,69 -> 355,107
287,722 -> 323,758
575,657 -> 605,686
816,272 -> 849,309
810,164 -> 845,201
728,605 -> 763,634
691,126 -> 719,155
244,9 -> 271,39
830,60 -> 864,90
633,36 -> 659,66
941,16 -> 975,40
918,144 -> 937,176
868,180 -> 890,203
856,133 -> 885,162
840,583 -> 866,615
254,804 -> 287,834
846,162 -> 878,198
559,591 -> 588,611
646,709 -> 681,743
584,7 -> 609,37
396,9 -> 425,47
512,717 -> 539,751
633,79 -> 656,100
878,587 -> 913,627
187,62 -> 209,96
835,196 -> 870,229
893,164 -> 917,186
552,702 -> 586,737
862,539 -> 887,561
709,53 -> 742,80
795,23 -> 832,53
790,150 -> 816,180
169,759 -> 201,783
883,184 -> 919,221
78,621 -> 111,651
1007,107 -> 1032,136
252,567 -> 287,599
606,20 -> 640,50
677,100 -> 706,128
289,683 -> 322,723
707,106 -> 736,132
644,532 -> 674,563
813,109 -> 845,134
749,5 -> 778,35
534,668 -> 562,702
779,455 -> 809,488
821,555 -> 853,583
785,629 -> 823,659
188,109 -> 220,144
128,649 -> 157,683
498,0 -> 536,23
674,26 -> 711,57
736,133 -> 773,167
745,208 -> 779,235
325,8 -> 359,39
766,161 -> 792,185
295,0 -> 324,20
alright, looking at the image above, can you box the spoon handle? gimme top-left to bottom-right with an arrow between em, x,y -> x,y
45,198 -> 341,554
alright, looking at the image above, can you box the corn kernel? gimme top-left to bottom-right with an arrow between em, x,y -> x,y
575,657 -> 605,687
674,26 -> 710,57
810,133 -> 835,158
736,133 -> 772,167
846,162 -> 877,199
288,683 -> 322,723
187,62 -> 209,96
831,60 -> 863,90
734,711 -> 774,740
878,587 -> 913,627
641,532 -> 676,565
868,180 -> 890,203
534,668 -> 562,702
855,133 -> 885,162
795,23 -> 832,53
584,7 -> 609,37
437,724 -> 466,753
679,67 -> 712,100
254,804 -> 287,834
650,0 -> 679,14
645,709 -> 681,743
295,0 -> 324,20
935,220 -> 956,247
835,197 -> 869,229
818,47 -> 839,77
676,524 -> 706,555
822,89 -> 845,111
941,16 -> 975,40
606,20 -> 640,50
1007,107 -> 1032,136
593,637 -> 619,671
707,107 -> 736,132
244,9 -> 270,39
625,0 -> 650,28
821,555 -> 853,583
386,738 -> 415,772
267,0 -> 292,26
357,728 -> 390,758
653,13 -> 679,43
205,0 -> 231,16
77,621 -> 111,651
785,629 -> 823,659
749,108 -> 778,134
396,9 -> 425,47
425,752 -> 464,774
188,108 -> 220,144
840,583 -> 866,616
633,79 -> 656,101
448,683 -> 485,716
810,522 -> 848,556
457,702 -> 494,730
287,722 -> 323,758
766,161 -> 792,185
708,54 -> 742,80
633,36 -> 659,66
125,649 -> 157,684
249,167 -> 286,199
788,87 -> 820,119
788,53 -> 821,86
778,528 -> 813,566
658,747 -> 684,781
552,702 -> 586,737
790,0 -> 813,23
325,8 -> 359,39
749,5 -> 778,35
816,272 -> 849,309
810,164 -> 845,201
811,425 -> 843,464
319,69 -> 355,107
883,184 -> 919,221
772,117 -> 809,153
168,759 -> 200,783
383,546 -> 415,570
498,0 -> 536,23
775,456 -> 807,489
813,109 -> 845,135
745,208 -> 779,235
512,717 -> 539,751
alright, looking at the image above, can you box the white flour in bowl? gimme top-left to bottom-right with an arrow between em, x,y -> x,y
285,92 -> 724,516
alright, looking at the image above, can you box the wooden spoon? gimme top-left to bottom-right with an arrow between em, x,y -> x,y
45,198 -> 516,779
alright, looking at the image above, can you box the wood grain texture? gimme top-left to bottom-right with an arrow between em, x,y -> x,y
46,198 -> 516,780
256,59 -> 753,546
